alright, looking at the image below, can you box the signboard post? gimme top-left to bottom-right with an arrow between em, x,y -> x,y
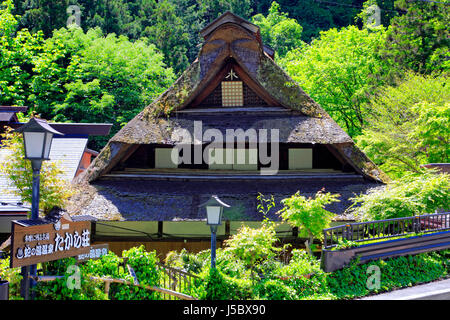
10,215 -> 92,269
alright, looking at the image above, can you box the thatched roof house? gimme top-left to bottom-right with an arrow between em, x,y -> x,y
69,12 -> 388,231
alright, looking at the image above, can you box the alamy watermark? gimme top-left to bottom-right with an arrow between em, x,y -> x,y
67,5 -> 81,28
66,264 -> 81,290
366,265 -> 381,290
170,121 -> 280,175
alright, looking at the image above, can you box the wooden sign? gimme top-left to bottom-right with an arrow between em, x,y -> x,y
10,215 -> 91,268
76,243 -> 109,262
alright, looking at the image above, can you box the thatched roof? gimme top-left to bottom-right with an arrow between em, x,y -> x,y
72,11 -> 389,212
68,174 -> 381,221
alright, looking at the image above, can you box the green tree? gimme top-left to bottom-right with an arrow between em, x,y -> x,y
0,0 -> 47,106
42,27 -> 175,149
280,25 -> 390,137
144,0 -> 189,75
348,171 -> 450,221
356,73 -> 449,177
0,5 -> 176,150
0,127 -> 74,215
380,0 -> 450,74
198,0 -> 253,22
12,0 -> 69,37
259,0 -> 365,42
279,190 -> 340,255
251,2 -> 304,57
223,222 -> 281,270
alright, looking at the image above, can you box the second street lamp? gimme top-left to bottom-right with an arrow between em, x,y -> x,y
14,118 -> 63,300
199,195 -> 230,269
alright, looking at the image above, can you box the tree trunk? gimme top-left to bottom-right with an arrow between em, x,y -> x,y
305,231 -> 314,256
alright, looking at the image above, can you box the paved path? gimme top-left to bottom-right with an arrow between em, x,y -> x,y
360,278 -> 450,300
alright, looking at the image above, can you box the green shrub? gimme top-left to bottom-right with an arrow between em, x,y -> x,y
276,249 -> 321,277
327,251 -> 449,299
195,267 -> 254,300
287,272 -> 330,299
81,251 -> 123,279
257,279 -> 298,300
34,246 -> 162,300
199,268 -> 230,300
109,245 -> 161,300
35,257 -> 107,300
349,171 -> 450,220
224,222 -> 281,269
0,256 -> 22,300
280,190 -> 340,255
165,248 -> 206,274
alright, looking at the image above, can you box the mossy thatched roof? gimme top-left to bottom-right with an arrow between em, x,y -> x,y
74,11 -> 389,186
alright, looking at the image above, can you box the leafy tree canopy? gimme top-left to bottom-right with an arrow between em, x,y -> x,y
251,2 -> 304,57
1,1 -> 175,150
280,25 -> 390,137
349,171 -> 450,221
356,73 -> 449,178
0,128 -> 74,215
381,0 -> 450,75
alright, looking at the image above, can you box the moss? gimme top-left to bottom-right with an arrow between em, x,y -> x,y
256,56 -> 323,117
340,144 -> 390,183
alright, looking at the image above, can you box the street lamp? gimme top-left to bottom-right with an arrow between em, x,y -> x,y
14,118 -> 63,299
199,195 -> 230,269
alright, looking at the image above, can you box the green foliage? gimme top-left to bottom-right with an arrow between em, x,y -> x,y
380,0 -> 450,74
165,248 -> 205,274
0,128 -> 74,215
356,73 -> 449,177
35,257 -> 108,300
0,9 -> 176,150
143,0 -> 189,74
0,256 -> 23,300
195,267 -> 253,300
276,249 -> 322,277
256,278 -> 298,300
32,246 -> 161,300
255,0 -> 368,42
279,190 -> 340,251
332,239 -> 359,251
251,2 -> 304,57
327,251 -> 448,299
349,171 -> 450,221
0,0 -> 46,106
42,27 -> 175,149
223,221 -> 281,270
280,25 -> 390,136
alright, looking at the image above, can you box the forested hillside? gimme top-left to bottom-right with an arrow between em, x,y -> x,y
0,0 -> 448,177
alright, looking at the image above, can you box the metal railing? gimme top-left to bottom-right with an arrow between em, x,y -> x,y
156,263 -> 200,300
323,212 -> 450,249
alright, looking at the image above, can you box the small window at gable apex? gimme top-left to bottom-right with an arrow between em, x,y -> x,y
221,68 -> 243,107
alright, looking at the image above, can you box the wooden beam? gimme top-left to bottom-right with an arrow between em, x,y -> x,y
190,64 -> 231,107
158,221 -> 163,238
189,60 -> 282,108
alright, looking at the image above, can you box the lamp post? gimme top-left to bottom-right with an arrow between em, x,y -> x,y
14,118 -> 63,300
200,195 -> 230,269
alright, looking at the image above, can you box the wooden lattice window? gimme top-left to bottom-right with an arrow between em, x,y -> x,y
196,67 -> 270,108
221,81 -> 243,106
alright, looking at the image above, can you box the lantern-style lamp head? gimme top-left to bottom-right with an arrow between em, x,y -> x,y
14,118 -> 63,162
199,195 -> 230,228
